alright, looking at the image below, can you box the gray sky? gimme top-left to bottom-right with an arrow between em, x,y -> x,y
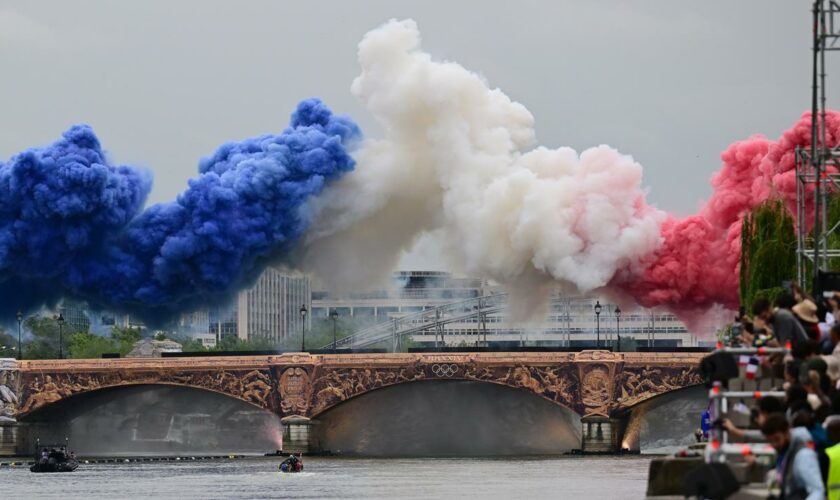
0,0 -> 831,219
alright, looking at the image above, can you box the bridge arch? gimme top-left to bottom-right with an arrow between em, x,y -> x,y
16,367 -> 278,420
613,382 -> 706,416
17,383 -> 285,455
305,363 -> 584,419
616,385 -> 708,452
311,378 -> 582,456
18,381 -> 272,421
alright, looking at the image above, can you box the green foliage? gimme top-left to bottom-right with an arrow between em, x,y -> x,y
739,200 -> 797,309
17,318 -> 144,359
397,336 -> 419,352
170,335 -> 207,352
210,335 -> 276,352
826,195 -> 840,271
67,331 -> 118,359
157,332 -> 276,353
111,326 -> 142,356
280,316 -> 375,351
752,286 -> 786,307
23,316 -> 61,359
0,329 -> 18,358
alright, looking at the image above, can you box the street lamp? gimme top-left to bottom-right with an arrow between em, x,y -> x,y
329,309 -> 339,352
594,301 -> 602,348
299,304 -> 307,352
55,313 -> 65,359
614,306 -> 622,352
16,310 -> 23,360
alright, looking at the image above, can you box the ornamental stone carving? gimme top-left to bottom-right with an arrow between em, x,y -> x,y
279,367 -> 310,415
17,364 -> 277,416
0,361 -> 19,422
9,352 -> 705,420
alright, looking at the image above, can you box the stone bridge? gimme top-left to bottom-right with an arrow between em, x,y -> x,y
0,351 -> 705,454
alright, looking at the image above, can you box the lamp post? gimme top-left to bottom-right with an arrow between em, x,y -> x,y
299,304 -> 307,352
55,313 -> 65,359
329,309 -> 339,351
594,300 -> 602,348
16,310 -> 23,359
614,306 -> 622,352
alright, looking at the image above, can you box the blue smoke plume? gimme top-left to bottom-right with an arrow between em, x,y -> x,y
0,98 -> 360,324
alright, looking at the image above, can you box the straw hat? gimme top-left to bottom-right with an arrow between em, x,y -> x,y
823,355 -> 840,382
793,299 -> 820,324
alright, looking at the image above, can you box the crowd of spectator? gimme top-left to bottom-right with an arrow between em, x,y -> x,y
720,285 -> 840,499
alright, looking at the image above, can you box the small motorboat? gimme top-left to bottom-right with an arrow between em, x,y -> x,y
30,458 -> 79,473
30,439 -> 79,473
279,455 -> 303,473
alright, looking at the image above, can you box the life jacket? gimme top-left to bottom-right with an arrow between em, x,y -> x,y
826,442 -> 840,500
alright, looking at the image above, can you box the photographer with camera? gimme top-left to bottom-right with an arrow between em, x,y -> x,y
751,294 -> 810,356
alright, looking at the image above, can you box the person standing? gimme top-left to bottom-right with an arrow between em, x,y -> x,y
761,413 -> 825,500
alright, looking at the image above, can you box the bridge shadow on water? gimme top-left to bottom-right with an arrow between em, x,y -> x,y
620,385 -> 708,453
17,381 -> 707,457
19,385 -> 283,456
314,380 -> 581,456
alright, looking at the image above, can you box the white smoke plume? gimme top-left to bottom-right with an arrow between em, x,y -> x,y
301,19 -> 665,307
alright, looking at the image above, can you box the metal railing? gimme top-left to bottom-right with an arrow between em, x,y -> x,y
323,293 -> 509,349
705,343 -> 790,464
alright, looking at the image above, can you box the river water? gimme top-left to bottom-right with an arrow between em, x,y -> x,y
1,456 -> 652,499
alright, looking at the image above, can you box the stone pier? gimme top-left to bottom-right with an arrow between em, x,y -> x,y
281,416 -> 319,454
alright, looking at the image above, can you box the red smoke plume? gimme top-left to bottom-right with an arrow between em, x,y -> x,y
620,111 -> 840,313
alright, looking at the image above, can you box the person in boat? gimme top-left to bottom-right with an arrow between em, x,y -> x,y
280,454 -> 302,472
40,448 -> 48,463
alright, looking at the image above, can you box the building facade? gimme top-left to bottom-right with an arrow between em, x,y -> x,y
311,271 -> 488,320
208,268 -> 311,343
312,271 -> 703,348
58,300 -> 91,334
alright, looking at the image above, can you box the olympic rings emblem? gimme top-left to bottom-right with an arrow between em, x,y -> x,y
431,363 -> 459,378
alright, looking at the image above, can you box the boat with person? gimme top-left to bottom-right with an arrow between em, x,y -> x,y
278,454 -> 303,473
30,439 -> 79,473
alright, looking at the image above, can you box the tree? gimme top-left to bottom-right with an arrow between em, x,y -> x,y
279,315 -> 376,351
210,335 -> 276,352
739,200 -> 797,309
178,336 -> 208,352
153,332 -> 207,352
0,330 -> 18,358
111,326 -> 142,356
23,316 -> 61,359
67,331 -> 118,359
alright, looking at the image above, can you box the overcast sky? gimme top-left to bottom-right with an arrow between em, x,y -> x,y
0,1 -> 832,219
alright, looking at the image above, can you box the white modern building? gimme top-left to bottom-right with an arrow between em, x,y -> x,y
312,271 -> 705,348
208,267 -> 311,343
311,271 -> 488,320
